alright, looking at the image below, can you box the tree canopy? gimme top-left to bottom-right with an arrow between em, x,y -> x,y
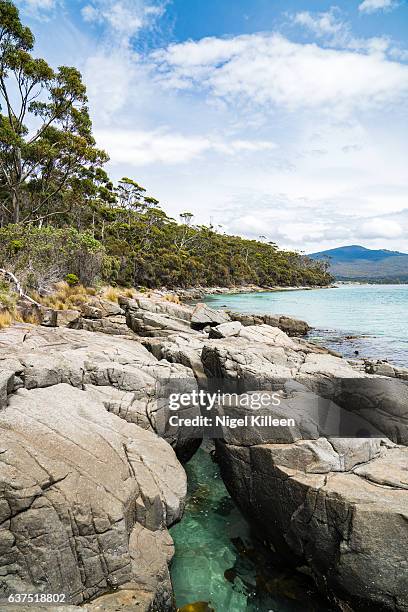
0,0 -> 108,224
0,1 -> 332,292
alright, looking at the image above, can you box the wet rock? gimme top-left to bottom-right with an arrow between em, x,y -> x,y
277,315 -> 310,337
227,311 -> 310,336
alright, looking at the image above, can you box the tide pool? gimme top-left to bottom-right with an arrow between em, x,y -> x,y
170,448 -> 329,612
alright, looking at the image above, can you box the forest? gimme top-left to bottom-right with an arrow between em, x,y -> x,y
0,0 -> 332,294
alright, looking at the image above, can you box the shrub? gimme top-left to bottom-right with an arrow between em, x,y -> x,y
65,273 -> 79,287
0,226 -> 105,292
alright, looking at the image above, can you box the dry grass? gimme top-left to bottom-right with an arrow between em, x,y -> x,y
163,293 -> 181,304
0,310 -> 13,329
102,286 -> 134,303
21,311 -> 42,325
34,282 -> 96,310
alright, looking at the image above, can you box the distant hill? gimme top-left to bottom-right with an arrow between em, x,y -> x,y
309,245 -> 408,282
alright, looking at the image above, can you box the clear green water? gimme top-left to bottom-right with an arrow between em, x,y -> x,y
203,284 -> 408,367
170,448 -> 329,612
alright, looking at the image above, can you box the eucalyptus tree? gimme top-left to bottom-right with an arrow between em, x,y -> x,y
0,0 -> 107,225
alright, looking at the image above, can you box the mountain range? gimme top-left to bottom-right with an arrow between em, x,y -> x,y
309,245 -> 408,282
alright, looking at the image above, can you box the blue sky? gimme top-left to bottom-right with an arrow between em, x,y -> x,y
15,0 -> 408,253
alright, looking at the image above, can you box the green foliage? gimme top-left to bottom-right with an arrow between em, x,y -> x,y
0,225 -> 105,291
0,0 -> 108,225
65,273 -> 79,286
0,278 -> 16,309
88,192 -> 332,289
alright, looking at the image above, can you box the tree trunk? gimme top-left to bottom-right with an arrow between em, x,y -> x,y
12,189 -> 19,224
12,147 -> 22,224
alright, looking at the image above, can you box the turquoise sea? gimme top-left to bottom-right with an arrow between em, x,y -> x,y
203,284 -> 408,367
170,448 -> 329,612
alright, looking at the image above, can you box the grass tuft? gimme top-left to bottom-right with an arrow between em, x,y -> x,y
0,310 -> 13,329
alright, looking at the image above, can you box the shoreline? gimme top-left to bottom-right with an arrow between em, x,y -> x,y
172,283 -> 335,301
193,286 -> 408,376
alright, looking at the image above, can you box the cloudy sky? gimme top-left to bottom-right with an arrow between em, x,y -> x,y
16,0 -> 408,253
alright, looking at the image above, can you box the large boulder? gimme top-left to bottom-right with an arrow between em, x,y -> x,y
73,315 -> 133,337
132,296 -> 192,322
190,303 -> 230,329
41,308 -> 80,328
214,384 -> 408,611
217,438 -> 408,611
126,310 -> 196,337
208,321 -> 242,339
0,326 -> 200,461
227,311 -> 310,336
0,384 -> 186,608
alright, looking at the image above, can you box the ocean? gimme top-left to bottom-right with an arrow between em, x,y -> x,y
203,284 -> 408,367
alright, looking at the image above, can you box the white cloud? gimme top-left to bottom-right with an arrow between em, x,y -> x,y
16,0 -> 57,18
25,0 -> 55,6
95,128 -> 276,166
81,0 -> 165,39
153,33 -> 408,116
360,218 -> 403,238
32,3 -> 406,253
293,9 -> 345,37
359,0 -> 396,14
83,50 -> 139,121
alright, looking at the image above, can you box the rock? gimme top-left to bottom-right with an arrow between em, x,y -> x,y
86,525 -> 175,610
0,370 -> 14,409
226,311 -> 265,326
0,383 -> 186,607
227,311 -> 310,336
325,377 -> 408,445
73,315 -> 133,337
216,433 -> 408,611
395,366 -> 408,381
191,303 -> 230,329
143,333 -> 208,388
212,375 -> 408,611
38,307 -> 55,326
364,359 -> 408,381
238,324 -> 299,349
365,360 -> 396,377
208,321 -> 242,339
89,298 -> 124,317
15,300 -> 43,323
201,336 -> 297,392
277,315 -> 310,336
126,310 -> 196,337
80,304 -> 104,319
132,296 -> 192,322
40,308 -> 80,327
0,326 -> 200,460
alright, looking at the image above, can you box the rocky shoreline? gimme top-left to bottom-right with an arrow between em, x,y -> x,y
0,292 -> 407,611
169,284 -> 335,302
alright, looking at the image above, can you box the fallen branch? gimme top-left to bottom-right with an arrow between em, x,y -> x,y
0,268 -> 43,308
